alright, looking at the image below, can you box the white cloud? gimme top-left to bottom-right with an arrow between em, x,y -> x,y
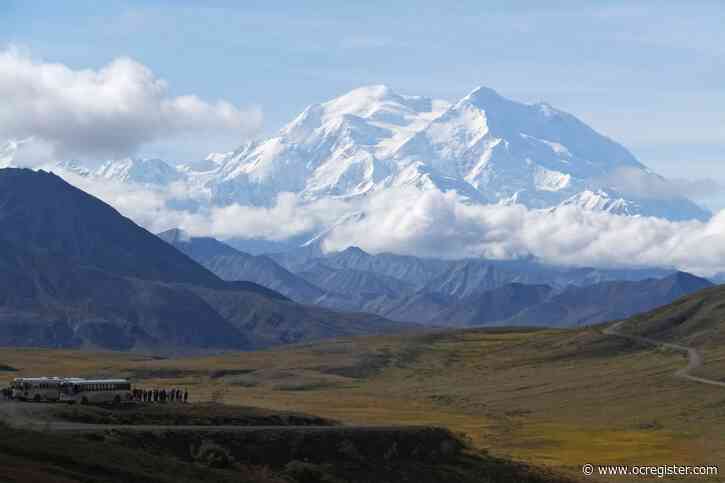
47,167 -> 725,277
323,187 -> 725,276
0,138 -> 31,168
0,47 -> 262,163
51,167 -> 350,244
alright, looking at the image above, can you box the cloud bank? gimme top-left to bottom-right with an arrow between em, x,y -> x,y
50,167 -> 725,277
0,47 -> 262,163
323,188 -> 725,276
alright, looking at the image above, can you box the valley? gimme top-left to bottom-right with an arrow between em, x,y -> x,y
0,167 -> 722,483
3,318 -> 724,481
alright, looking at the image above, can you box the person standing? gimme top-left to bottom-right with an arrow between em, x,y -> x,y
183,389 -> 188,404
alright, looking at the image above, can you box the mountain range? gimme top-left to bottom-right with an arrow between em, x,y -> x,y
1,84 -> 717,351
161,230 -> 713,327
0,167 -> 714,354
56,85 -> 708,229
0,168 -> 407,352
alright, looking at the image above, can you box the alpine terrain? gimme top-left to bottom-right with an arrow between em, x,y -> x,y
56,85 -> 709,224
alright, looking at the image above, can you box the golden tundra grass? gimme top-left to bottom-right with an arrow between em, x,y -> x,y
2,326 -> 725,481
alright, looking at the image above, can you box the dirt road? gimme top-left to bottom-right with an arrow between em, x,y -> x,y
604,321 -> 725,388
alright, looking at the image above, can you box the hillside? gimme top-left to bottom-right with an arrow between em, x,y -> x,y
505,272 -> 714,327
0,168 -> 408,351
159,229 -> 326,303
612,281 -> 725,348
0,168 -> 222,288
0,417 -> 579,483
5,322 -> 725,480
166,234 -> 705,328
439,283 -> 554,326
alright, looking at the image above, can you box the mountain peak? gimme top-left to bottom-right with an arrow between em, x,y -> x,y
320,84 -> 412,120
59,86 -> 708,223
340,246 -> 370,257
0,167 -> 222,287
88,157 -> 183,186
342,84 -> 398,100
157,228 -> 191,244
463,85 -> 504,103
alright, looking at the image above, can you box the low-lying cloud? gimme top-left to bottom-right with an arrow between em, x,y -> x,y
604,166 -> 723,201
323,188 -> 725,275
53,168 -> 350,243
0,47 -> 262,163
50,167 -> 725,277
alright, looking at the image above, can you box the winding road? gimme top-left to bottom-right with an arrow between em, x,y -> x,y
603,320 -> 725,388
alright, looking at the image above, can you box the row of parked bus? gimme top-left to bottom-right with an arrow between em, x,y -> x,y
10,377 -> 132,405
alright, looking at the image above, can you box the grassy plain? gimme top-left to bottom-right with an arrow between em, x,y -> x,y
2,325 -> 724,480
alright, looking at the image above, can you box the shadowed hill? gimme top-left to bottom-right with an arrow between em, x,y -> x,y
183,240 -> 691,327
507,272 -> 713,327
0,169 -> 222,288
0,168 -> 408,351
158,229 -> 324,302
611,278 -> 725,348
439,283 -> 554,326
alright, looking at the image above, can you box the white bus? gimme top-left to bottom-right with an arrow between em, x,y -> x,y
59,379 -> 132,405
10,377 -> 76,402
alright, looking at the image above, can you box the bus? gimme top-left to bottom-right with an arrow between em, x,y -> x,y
10,377 -> 79,402
59,379 -> 132,405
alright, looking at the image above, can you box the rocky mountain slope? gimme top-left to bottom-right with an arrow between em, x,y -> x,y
158,228 -> 326,303
502,271 -> 714,327
609,280 -> 725,348
161,232 -> 709,328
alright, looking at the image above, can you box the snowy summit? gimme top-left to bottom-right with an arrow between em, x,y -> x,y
56,85 -> 709,222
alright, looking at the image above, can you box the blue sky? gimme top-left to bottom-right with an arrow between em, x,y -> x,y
3,0 -> 724,207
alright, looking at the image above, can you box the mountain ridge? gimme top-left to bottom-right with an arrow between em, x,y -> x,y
160,232 -> 711,328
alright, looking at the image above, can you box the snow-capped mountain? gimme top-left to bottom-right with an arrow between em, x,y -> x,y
52,85 -> 709,221
394,86 -> 644,209
203,85 -> 457,206
58,157 -> 184,186
558,190 -> 638,215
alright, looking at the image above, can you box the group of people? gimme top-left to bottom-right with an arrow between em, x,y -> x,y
131,388 -> 188,404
